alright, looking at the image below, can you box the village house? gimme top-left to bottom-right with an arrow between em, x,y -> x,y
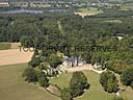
0,0 -> 9,7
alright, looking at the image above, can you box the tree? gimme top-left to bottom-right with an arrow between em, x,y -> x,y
29,56 -> 41,67
121,68 -> 133,87
100,71 -> 119,93
38,72 -> 49,87
70,72 -> 89,98
47,53 -> 63,68
23,67 -> 37,82
39,62 -> 49,70
20,36 -> 34,47
61,88 -> 72,100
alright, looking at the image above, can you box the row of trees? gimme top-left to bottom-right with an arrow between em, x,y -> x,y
0,14 -> 133,42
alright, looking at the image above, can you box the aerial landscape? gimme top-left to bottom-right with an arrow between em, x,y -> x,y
0,0 -> 133,100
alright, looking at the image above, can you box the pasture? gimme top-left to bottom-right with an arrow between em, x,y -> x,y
0,64 -> 60,100
74,7 -> 103,17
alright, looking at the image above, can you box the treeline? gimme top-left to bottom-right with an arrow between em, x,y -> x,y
0,14 -> 133,74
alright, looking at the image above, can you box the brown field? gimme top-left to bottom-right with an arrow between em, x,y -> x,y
0,49 -> 33,66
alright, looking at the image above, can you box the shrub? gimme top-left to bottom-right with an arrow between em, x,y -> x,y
23,67 -> 38,82
100,71 -> 119,93
39,62 -> 49,70
29,56 -> 41,67
70,72 -> 89,98
121,68 -> 133,87
37,72 -> 49,87
131,81 -> 133,89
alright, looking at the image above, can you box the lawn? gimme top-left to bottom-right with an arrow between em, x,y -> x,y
50,71 -> 115,100
50,71 -> 133,100
0,63 -> 132,100
0,63 -> 60,100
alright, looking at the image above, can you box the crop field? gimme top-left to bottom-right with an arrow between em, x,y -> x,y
0,49 -> 33,66
74,7 -> 103,17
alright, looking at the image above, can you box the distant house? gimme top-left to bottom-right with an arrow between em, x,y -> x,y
0,0 -> 9,7
10,1 -> 29,8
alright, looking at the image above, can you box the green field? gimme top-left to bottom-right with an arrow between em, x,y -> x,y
75,7 -> 103,16
0,43 -> 11,50
50,71 -> 133,100
50,71 -> 115,100
0,64 -> 60,100
120,3 -> 133,11
0,63 -> 132,100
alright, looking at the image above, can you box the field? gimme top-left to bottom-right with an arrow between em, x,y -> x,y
50,71 -> 133,100
50,71 -> 115,100
0,64 -> 60,100
0,49 -> 33,66
74,7 -> 103,17
0,63 -> 132,100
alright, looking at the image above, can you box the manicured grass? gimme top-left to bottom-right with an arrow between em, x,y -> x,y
0,43 -> 11,50
76,71 -> 114,100
50,71 -> 115,100
0,64 -> 60,100
50,71 -> 133,100
0,63 -> 132,100
50,72 -> 72,89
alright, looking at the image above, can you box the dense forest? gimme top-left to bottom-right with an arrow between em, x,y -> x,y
0,13 -> 133,74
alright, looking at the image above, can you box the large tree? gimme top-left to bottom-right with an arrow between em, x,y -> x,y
100,71 -> 119,93
70,72 -> 89,98
121,68 -> 133,88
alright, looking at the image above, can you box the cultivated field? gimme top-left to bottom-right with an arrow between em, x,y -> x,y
0,64 -> 60,100
0,49 -> 33,66
74,7 -> 103,17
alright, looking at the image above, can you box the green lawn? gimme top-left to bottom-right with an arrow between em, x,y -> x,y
50,71 -> 133,100
0,43 -> 11,50
76,71 -> 115,100
0,63 -> 60,100
0,63 -> 132,100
